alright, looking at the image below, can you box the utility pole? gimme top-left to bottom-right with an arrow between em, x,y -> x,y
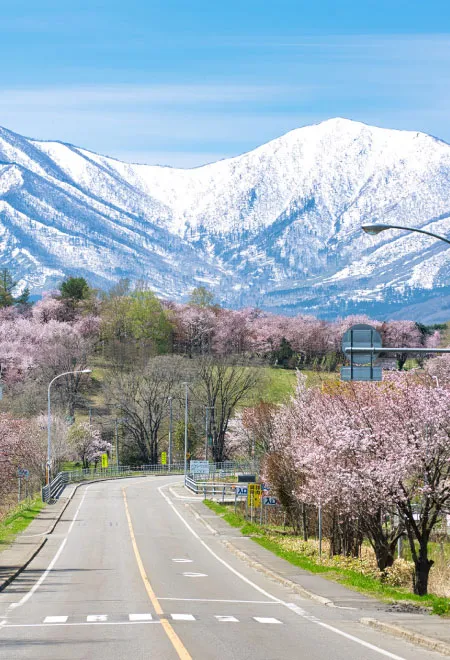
168,396 -> 173,471
115,418 -> 119,468
183,382 -> 189,478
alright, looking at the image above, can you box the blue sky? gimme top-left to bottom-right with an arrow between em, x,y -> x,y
2,1 -> 450,166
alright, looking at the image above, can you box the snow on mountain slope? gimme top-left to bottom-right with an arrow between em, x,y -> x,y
1,118 -> 450,320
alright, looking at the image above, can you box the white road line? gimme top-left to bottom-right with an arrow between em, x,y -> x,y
157,598 -> 276,604
254,617 -> 282,624
2,621 -> 160,628
9,485 -> 92,611
158,484 -> 282,603
172,558 -> 193,563
215,615 -> 239,622
171,614 -> 196,621
182,572 -> 207,578
86,614 -> 108,622
158,483 -> 408,660
129,613 -> 153,621
43,616 -> 68,623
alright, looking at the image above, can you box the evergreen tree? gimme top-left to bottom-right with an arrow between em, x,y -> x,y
0,269 -> 17,308
59,276 -> 90,301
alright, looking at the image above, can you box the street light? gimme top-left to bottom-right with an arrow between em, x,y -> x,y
362,223 -> 450,245
47,369 -> 92,485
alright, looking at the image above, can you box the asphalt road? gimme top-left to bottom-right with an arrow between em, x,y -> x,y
0,477 -> 446,660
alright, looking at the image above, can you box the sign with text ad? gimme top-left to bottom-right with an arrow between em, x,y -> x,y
247,483 -> 262,508
262,496 -> 278,506
190,460 -> 210,475
161,452 -> 167,465
233,485 -> 248,497
101,453 -> 108,469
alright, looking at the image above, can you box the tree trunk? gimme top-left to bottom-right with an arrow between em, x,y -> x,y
302,503 -> 308,541
413,542 -> 434,596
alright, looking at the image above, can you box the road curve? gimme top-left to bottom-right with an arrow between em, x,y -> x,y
0,477 -> 445,660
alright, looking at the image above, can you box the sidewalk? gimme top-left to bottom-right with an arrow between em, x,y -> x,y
179,486 -> 450,657
0,484 -> 76,591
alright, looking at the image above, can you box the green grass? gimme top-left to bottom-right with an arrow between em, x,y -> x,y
0,498 -> 45,547
203,500 -> 450,616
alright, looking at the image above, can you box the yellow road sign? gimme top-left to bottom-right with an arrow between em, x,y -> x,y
101,453 -> 108,468
247,483 -> 261,508
161,451 -> 167,465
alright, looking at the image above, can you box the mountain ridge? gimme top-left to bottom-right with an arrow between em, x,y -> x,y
1,118 -> 450,321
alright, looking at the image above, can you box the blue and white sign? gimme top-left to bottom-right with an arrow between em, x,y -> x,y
262,496 -> 278,506
17,468 -> 29,479
190,460 -> 210,475
235,485 -> 248,497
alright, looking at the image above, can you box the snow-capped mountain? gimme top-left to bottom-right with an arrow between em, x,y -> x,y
1,117 -> 450,321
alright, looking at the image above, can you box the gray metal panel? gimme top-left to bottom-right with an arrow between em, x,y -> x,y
340,366 -> 383,381
341,324 -> 382,365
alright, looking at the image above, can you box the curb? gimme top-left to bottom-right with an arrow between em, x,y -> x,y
221,537 -> 333,606
360,617 -> 450,658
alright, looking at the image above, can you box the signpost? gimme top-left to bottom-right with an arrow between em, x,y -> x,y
101,453 -> 108,469
161,451 -> 167,465
262,496 -> 278,506
17,468 -> 29,502
190,460 -> 210,475
247,483 -> 262,508
341,323 -> 382,382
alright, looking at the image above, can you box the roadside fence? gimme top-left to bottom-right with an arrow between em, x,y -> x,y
42,460 -> 259,503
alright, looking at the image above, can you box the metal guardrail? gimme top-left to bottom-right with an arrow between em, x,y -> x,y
42,460 -> 258,502
184,476 -> 237,501
41,471 -> 69,503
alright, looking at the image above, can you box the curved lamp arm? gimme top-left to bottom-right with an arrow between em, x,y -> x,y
362,223 -> 450,246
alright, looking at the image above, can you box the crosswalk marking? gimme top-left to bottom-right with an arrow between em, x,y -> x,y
129,614 -> 153,621
86,615 -> 108,622
171,614 -> 196,621
36,613 -> 284,626
43,616 -> 68,623
253,617 -> 282,624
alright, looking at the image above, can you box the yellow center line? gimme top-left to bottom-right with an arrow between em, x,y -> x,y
122,487 -> 192,660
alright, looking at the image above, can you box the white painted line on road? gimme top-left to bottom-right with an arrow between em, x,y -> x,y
182,572 -> 207,578
158,483 -> 408,660
129,614 -> 153,621
157,598 -> 276,604
158,483 -> 281,603
87,614 -> 108,622
254,617 -> 282,624
9,485 -> 92,610
215,615 -> 239,622
172,558 -> 193,563
43,616 -> 68,623
2,621 -> 160,628
171,614 -> 196,621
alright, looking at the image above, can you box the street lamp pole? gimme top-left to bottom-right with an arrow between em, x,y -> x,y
168,396 -> 173,471
47,369 -> 92,485
362,223 -> 450,246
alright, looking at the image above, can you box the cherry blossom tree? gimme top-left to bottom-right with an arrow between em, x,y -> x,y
269,372 -> 450,593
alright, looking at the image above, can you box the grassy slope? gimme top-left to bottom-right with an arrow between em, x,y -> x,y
203,500 -> 450,616
0,498 -> 45,548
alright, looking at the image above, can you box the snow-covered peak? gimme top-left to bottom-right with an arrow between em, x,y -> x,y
1,118 -> 450,320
